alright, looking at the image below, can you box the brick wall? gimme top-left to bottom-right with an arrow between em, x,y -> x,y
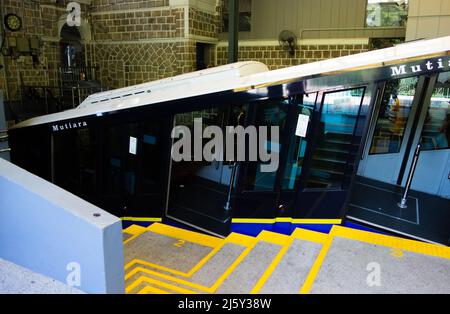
94,41 -> 196,88
216,43 -> 370,70
92,0 -> 170,12
0,0 -> 369,104
0,1 -> 62,100
189,7 -> 219,39
92,8 -> 184,41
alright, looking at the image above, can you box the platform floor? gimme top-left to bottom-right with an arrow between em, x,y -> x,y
347,176 -> 450,245
123,223 -> 450,294
0,258 -> 84,294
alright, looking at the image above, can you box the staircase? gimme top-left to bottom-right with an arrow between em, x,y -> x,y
307,132 -> 359,189
123,223 -> 450,294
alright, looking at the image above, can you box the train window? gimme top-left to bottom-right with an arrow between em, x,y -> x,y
102,122 -> 139,196
141,121 -> 162,193
282,93 -> 317,190
245,99 -> 289,191
53,127 -> 97,199
305,88 -> 365,189
421,72 -> 450,151
369,77 -> 419,155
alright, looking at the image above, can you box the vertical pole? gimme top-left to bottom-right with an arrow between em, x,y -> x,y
224,162 -> 238,211
397,142 -> 421,209
228,0 -> 239,64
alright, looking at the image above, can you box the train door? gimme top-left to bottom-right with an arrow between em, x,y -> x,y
348,72 -> 450,245
98,115 -> 168,218
232,98 -> 295,221
165,106 -> 238,237
291,86 -> 373,219
230,92 -> 334,221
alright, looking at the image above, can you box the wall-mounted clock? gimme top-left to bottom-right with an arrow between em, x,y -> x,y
4,13 -> 22,32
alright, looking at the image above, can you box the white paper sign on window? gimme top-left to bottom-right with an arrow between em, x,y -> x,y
129,137 -> 137,155
295,114 -> 309,137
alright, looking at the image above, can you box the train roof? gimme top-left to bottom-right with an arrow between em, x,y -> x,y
12,36 -> 450,129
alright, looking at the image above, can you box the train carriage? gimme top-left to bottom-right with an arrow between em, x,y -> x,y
8,36 -> 450,244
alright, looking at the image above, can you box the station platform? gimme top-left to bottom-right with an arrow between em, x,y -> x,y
123,223 -> 450,294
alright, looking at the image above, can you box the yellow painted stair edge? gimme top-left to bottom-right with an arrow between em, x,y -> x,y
147,223 -> 223,248
251,228 -> 330,294
125,232 -> 259,293
125,229 -> 293,294
330,225 -> 450,258
299,225 -> 450,294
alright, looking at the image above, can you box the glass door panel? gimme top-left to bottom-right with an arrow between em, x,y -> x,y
233,98 -> 292,219
361,77 -> 420,184
166,107 -> 234,236
409,71 -> 450,197
304,88 -> 366,190
293,86 -> 371,219
281,93 -> 316,191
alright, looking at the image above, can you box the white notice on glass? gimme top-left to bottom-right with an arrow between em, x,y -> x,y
129,137 -> 137,155
295,114 -> 309,137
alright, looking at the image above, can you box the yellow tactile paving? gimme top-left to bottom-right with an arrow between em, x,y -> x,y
232,218 -> 342,224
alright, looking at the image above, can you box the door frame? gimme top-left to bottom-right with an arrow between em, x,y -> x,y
232,96 -> 296,219
292,83 -> 376,219
358,74 -> 437,187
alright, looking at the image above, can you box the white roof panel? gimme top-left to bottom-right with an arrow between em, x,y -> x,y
12,36 -> 450,129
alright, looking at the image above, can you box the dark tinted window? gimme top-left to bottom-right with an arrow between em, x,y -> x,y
53,127 -> 97,199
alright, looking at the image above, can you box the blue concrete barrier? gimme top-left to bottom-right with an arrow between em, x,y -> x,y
0,158 -> 125,293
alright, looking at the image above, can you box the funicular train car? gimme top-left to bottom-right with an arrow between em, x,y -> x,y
8,36 -> 450,244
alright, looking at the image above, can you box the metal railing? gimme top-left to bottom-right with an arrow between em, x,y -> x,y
59,66 -> 99,85
0,129 -> 10,154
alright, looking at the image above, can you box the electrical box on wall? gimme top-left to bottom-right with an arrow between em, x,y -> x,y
4,36 -> 41,61
16,37 -> 30,53
6,37 -> 16,47
29,37 -> 40,50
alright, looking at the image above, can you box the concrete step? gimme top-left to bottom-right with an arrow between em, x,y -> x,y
122,223 -> 450,294
124,224 -> 256,294
123,223 -> 222,277
305,226 -> 450,294
214,231 -> 290,294
254,228 -> 329,294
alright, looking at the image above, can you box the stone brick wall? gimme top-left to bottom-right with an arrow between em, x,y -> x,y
94,41 -> 196,88
0,0 -> 369,105
92,8 -> 184,41
0,1 -> 62,100
189,7 -> 219,39
216,43 -> 370,70
92,0 -> 170,12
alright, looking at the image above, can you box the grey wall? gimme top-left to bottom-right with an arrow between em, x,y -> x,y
406,0 -> 450,41
220,0 -> 406,40
0,158 -> 125,294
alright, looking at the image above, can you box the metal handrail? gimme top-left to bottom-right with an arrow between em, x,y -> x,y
397,142 -> 421,209
224,162 -> 238,211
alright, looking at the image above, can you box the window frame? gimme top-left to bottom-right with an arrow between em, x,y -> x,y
364,0 -> 409,28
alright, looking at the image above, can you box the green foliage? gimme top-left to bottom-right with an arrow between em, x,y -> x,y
366,2 -> 408,27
